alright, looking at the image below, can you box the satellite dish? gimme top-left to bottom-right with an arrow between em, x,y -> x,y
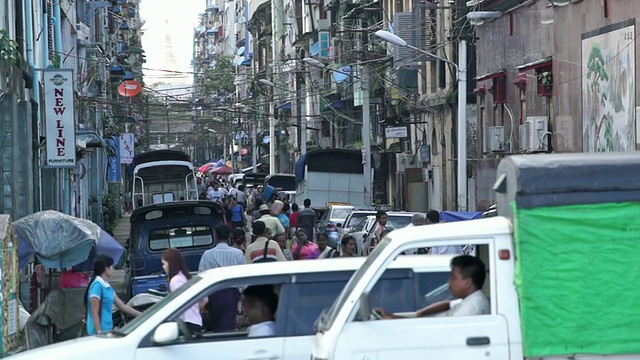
236,46 -> 245,56
235,56 -> 245,66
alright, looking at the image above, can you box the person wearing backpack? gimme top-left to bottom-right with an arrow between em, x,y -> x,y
245,221 -> 286,263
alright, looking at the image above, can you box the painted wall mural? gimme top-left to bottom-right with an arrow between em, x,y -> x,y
582,19 -> 636,152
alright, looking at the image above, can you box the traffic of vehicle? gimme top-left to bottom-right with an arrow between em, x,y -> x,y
10,150 -> 639,360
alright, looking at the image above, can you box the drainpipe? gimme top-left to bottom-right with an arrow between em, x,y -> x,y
25,0 -> 43,212
53,1 -> 63,59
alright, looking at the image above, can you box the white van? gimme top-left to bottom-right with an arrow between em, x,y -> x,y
10,256 -> 454,360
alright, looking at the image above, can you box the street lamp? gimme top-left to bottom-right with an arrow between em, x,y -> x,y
302,57 -> 373,207
374,29 -> 469,212
258,79 -> 276,87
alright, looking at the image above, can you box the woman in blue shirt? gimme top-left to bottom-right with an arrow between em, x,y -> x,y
84,254 -> 141,335
230,197 -> 246,230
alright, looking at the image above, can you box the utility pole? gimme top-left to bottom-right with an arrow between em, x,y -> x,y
165,95 -> 170,149
456,40 -> 468,212
300,66 -> 308,156
270,0 -> 284,175
252,113 -> 258,173
269,101 -> 276,174
361,65 -> 372,207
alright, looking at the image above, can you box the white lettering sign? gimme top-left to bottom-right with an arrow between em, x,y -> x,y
44,69 -> 76,167
120,133 -> 135,164
385,126 -> 408,139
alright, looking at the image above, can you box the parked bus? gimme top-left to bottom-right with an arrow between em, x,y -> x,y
130,150 -> 198,209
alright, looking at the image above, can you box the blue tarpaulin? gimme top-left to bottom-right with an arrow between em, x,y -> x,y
440,211 -> 483,222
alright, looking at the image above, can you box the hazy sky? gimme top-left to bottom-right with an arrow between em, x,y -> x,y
139,0 -> 201,85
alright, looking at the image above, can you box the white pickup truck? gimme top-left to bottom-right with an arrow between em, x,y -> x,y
312,152 -> 640,360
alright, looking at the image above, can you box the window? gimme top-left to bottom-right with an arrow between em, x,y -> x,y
353,217 -> 371,232
330,208 -> 353,221
152,192 -> 174,204
346,213 -> 373,228
415,272 -> 452,308
387,215 -> 412,230
282,269 -> 418,336
149,226 -> 213,250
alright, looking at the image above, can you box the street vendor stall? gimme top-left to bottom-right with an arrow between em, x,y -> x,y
12,210 -> 125,349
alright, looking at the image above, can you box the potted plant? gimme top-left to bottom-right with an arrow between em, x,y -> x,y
0,29 -> 21,73
536,69 -> 552,97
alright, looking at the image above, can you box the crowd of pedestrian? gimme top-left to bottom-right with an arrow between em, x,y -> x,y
84,176 -> 467,338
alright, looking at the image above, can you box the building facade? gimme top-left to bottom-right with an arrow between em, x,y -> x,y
471,0 -> 639,210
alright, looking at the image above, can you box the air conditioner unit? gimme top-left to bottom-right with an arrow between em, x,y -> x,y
317,19 -> 330,31
519,124 -> 530,151
525,116 -> 549,152
487,126 -> 505,152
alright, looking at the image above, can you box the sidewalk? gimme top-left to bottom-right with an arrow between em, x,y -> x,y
111,214 -> 130,298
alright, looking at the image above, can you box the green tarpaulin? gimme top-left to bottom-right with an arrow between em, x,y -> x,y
514,201 -> 640,357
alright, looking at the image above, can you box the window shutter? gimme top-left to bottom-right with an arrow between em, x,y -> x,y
412,4 -> 437,62
393,12 -> 414,69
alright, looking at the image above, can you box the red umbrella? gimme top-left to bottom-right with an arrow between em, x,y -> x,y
198,163 -> 215,173
209,164 -> 233,175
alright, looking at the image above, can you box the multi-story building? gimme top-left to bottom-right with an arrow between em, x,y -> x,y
470,0 -> 640,210
0,0 -> 145,224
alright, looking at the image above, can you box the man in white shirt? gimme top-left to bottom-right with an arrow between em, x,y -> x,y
243,285 -> 278,337
199,225 -> 245,332
403,213 -> 425,255
375,255 -> 489,318
207,182 -> 228,203
426,210 -> 463,255
230,184 -> 247,207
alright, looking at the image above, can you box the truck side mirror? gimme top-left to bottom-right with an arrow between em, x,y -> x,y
358,292 -> 372,321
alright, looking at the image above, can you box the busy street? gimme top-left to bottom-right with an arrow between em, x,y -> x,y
2,0 -> 640,359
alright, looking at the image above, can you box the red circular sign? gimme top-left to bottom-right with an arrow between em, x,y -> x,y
118,80 -> 142,97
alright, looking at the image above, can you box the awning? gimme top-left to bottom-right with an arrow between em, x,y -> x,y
475,69 -> 506,81
242,164 -> 263,173
206,28 -> 219,35
514,56 -> 552,72
276,101 -> 292,110
76,131 -> 107,148
324,100 -> 344,109
206,5 -> 219,11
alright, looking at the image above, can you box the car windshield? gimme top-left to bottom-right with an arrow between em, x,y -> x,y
318,237 -> 391,331
387,215 -> 412,230
331,208 -> 353,221
346,213 -> 372,228
115,275 -> 203,336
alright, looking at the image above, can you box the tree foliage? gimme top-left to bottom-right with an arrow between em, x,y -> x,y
199,55 -> 236,96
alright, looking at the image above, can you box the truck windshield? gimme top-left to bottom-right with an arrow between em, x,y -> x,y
317,237 -> 391,332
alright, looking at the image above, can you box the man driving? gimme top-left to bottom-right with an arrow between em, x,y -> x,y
375,255 -> 489,318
